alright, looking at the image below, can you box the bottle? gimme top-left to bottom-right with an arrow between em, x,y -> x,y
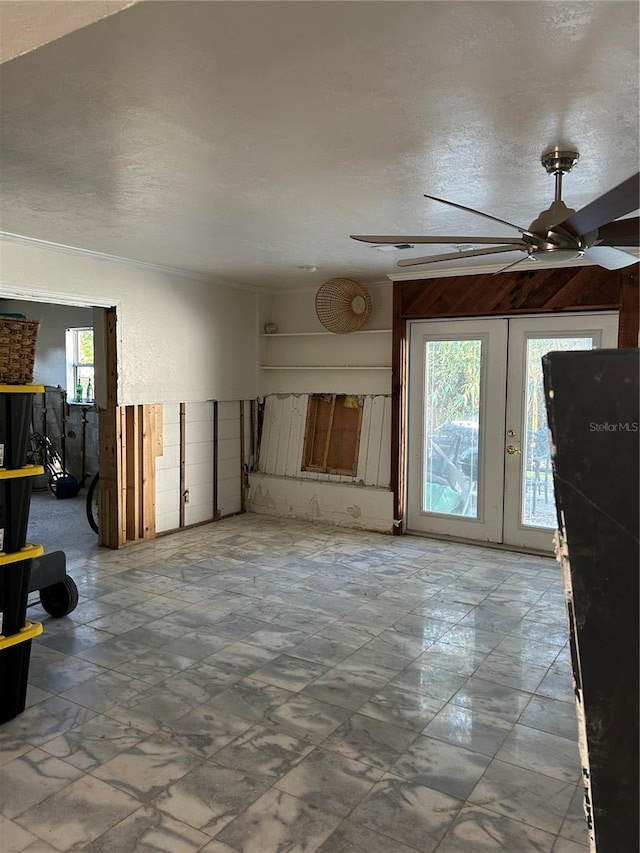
76,380 -> 83,402
85,379 -> 93,402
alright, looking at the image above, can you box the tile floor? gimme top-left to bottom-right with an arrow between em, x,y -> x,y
1,514 -> 588,852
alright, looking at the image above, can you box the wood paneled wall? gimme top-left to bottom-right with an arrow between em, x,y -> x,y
391,266 -> 639,532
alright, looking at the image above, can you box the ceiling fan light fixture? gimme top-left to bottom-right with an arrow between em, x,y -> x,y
530,247 -> 584,263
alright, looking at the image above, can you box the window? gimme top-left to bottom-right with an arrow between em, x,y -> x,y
302,394 -> 363,476
66,327 -> 94,403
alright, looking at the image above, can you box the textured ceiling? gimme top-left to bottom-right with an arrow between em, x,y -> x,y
0,1 -> 638,290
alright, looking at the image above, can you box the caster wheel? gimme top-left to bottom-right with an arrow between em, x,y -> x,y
40,577 -> 79,617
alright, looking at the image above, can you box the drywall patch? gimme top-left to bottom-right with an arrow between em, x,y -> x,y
348,504 -> 362,518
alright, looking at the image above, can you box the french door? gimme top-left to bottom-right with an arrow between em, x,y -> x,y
406,313 -> 619,552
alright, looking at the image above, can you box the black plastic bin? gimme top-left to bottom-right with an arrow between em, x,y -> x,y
0,389 -> 36,469
0,467 -> 43,554
0,622 -> 42,724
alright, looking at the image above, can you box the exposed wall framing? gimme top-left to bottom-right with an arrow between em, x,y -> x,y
391,266 -> 639,533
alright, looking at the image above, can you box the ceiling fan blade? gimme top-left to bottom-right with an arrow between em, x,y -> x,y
350,235 -> 523,245
560,172 -> 640,237
424,193 -> 536,238
492,255 -> 531,275
595,217 -> 640,247
583,245 -> 639,270
397,244 -> 524,268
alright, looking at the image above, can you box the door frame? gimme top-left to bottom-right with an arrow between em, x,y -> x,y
391,266 -> 639,538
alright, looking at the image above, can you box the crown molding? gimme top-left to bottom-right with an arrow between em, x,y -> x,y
270,278 -> 392,296
0,231 -> 261,293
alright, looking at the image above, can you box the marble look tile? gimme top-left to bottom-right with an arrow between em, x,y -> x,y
553,838 -> 589,852
302,668 -> 386,711
495,724 -> 581,783
197,840 -> 239,853
321,713 -> 418,771
245,625 -> 313,652
393,733 -> 491,800
250,654 -> 330,692
315,622 -> 377,648
104,682 -> 209,734
266,693 -> 352,744
468,759 -> 575,834
168,704 -> 254,758
275,747 -> 384,817
206,676 -> 294,723
159,630 -> 233,661
436,804 -> 556,852
74,635 -> 155,668
84,804 -> 210,853
26,653 -> 104,694
422,703 -> 513,757
38,625 -> 115,654
349,772 -> 462,851
205,641 -> 280,674
0,812 -> 37,851
39,714 -> 146,770
410,597 -> 475,622
164,661 -> 241,703
473,652 -> 550,693
450,676 -> 533,723
208,614 -> 272,640
14,775 -> 139,850
114,648 -> 196,684
92,734 -> 202,802
391,613 -> 452,643
23,685 -> 54,710
286,636 -> 358,667
439,624 -> 507,654
0,696 -> 96,749
391,661 -> 468,702
519,695 -> 579,741
558,784 -> 590,846
86,609 -> 151,634
357,682 -> 445,731
216,787 -> 341,853
212,724 -> 314,779
536,662 -> 576,703
155,762 -> 272,835
317,819 -> 417,853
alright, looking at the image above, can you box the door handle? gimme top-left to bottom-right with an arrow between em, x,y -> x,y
506,445 -> 521,455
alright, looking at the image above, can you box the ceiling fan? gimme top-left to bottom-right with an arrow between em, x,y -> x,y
351,150 -> 639,272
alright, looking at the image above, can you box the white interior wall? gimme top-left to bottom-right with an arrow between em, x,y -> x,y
251,281 -> 395,532
0,240 -> 258,405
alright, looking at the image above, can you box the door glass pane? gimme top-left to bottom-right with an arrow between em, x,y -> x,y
423,339 -> 481,517
522,335 -> 595,528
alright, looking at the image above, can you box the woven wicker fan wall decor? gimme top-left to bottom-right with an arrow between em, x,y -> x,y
315,278 -> 372,334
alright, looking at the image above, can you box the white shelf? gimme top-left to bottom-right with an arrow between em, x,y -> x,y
259,365 -> 391,370
259,329 -> 391,337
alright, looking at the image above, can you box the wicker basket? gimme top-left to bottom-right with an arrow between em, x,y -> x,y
315,278 -> 372,334
0,318 -> 40,383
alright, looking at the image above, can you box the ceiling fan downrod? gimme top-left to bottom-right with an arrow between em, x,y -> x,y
541,149 -> 579,203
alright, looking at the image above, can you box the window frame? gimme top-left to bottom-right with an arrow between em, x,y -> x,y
65,327 -> 95,403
